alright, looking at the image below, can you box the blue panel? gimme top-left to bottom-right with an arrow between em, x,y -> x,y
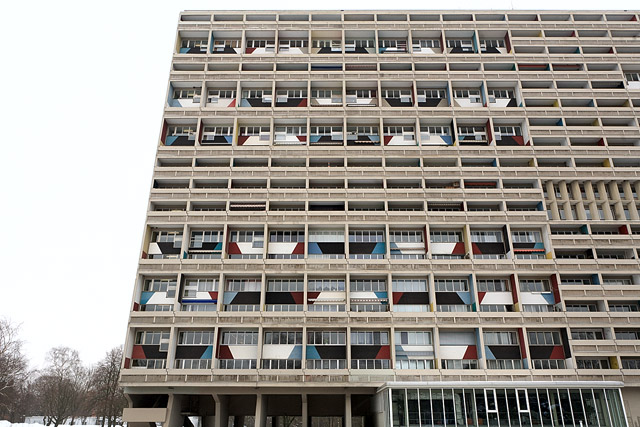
457,292 -> 472,305
484,346 -> 496,360
542,293 -> 555,304
310,135 -> 321,143
306,346 -> 320,359
201,345 -> 213,360
374,292 -> 388,299
288,345 -> 303,360
140,292 -> 154,305
441,135 -> 453,145
372,243 -> 386,254
224,136 -> 233,143
308,242 -> 322,254
240,99 -> 251,107
533,243 -> 545,249
370,135 -> 380,142
165,136 -> 178,146
179,48 -> 190,53
223,292 -> 238,304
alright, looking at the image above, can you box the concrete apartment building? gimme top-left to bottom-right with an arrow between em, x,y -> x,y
120,9 -> 640,427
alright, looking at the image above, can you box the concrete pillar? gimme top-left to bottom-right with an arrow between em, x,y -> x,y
345,394 -> 352,427
255,394 -> 267,427
302,394 -> 308,427
214,395 -> 229,427
166,394 -> 183,427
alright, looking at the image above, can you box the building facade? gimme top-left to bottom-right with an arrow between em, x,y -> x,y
120,10 -> 640,427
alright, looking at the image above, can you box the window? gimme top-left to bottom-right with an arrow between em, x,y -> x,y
622,359 -> 640,369
566,303 -> 598,312
511,231 -> 542,243
190,230 -> 222,247
395,331 -> 432,345
350,279 -> 386,292
441,359 -> 478,369
609,303 -> 640,312
220,331 -> 258,345
415,39 -> 440,48
392,279 -> 427,292
308,279 -> 345,291
143,278 -> 177,295
417,89 -> 446,99
183,278 -> 218,297
616,330 -> 640,340
477,279 -> 510,292
350,331 -> 389,345
528,331 -> 562,346
269,230 -> 304,242
572,329 -> 604,340
434,279 -> 468,292
486,359 -> 523,369
307,331 -> 346,345
430,231 -> 462,243
225,279 -> 261,292
382,89 -> 412,99
519,279 -> 550,292
167,126 -> 196,137
178,331 -> 214,345
264,331 -> 303,345
267,279 -> 303,292
203,126 -> 232,135
470,231 -> 503,243
532,359 -> 566,369
488,89 -> 514,99
484,331 -> 518,345
522,304 -> 554,312
181,39 -> 207,48
229,230 -> 264,247
576,359 -> 610,369
135,331 -> 170,352
481,39 -> 505,48
349,230 -> 384,242
453,90 -> 481,99
173,88 -> 201,99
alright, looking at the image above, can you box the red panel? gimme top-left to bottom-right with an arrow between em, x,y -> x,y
124,358 -> 131,369
132,345 -> 146,360
513,136 -> 524,145
463,346 -> 478,360
237,136 -> 249,145
551,275 -> 561,305
298,98 -> 308,107
393,292 -> 404,304
472,243 -> 482,254
229,99 -> 236,107
510,274 -> 519,304
291,292 -> 304,305
227,242 -> 242,254
217,345 -> 233,359
208,291 -> 218,300
160,120 -> 167,144
141,251 -> 148,259
245,47 -> 256,54
486,120 -> 492,142
452,242 -> 466,255
375,346 -> 391,360
550,345 -> 565,360
477,292 -> 486,304
505,33 -> 512,53
384,136 -> 392,145
133,302 -> 140,312
619,225 -> 629,235
292,242 -> 305,254
307,292 -> 320,303
518,329 -> 527,359
297,135 -> 307,142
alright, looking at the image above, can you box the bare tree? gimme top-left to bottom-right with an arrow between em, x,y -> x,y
91,347 -> 127,427
0,318 -> 29,416
36,347 -> 89,427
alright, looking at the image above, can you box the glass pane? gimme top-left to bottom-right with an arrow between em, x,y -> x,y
593,389 -> 612,427
558,389 -> 573,426
605,389 -> 625,427
475,390 -> 488,427
443,389 -> 455,426
528,389 -> 542,427
392,389 -> 407,427
569,389 -> 585,426
407,389 -> 420,427
537,389 -> 553,426
432,389 -> 444,426
548,389 -> 563,427
581,389 -> 599,427
464,389 -> 478,427
419,389 -> 433,427
453,389 -> 467,426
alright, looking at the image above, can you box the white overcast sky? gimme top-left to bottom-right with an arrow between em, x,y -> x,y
0,0 -> 638,369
